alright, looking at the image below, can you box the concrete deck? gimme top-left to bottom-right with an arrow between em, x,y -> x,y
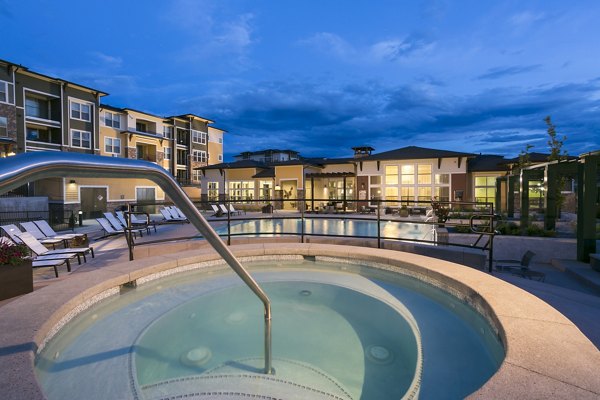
1,217 -> 599,399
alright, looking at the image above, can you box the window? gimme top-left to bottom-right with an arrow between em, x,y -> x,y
400,187 -> 414,202
192,150 -> 207,163
435,174 -> 450,185
136,121 -> 147,132
71,101 -> 91,121
0,117 -> 7,137
385,186 -> 398,201
192,170 -> 202,183
417,164 -> 432,185
401,165 -> 414,185
25,97 -> 47,119
435,186 -> 450,202
417,187 -> 432,204
164,147 -> 171,160
163,126 -> 173,138
228,181 -> 255,203
192,130 -> 207,144
71,130 -> 91,148
27,127 -> 59,144
208,182 -> 219,202
218,137 -> 223,144
0,81 -> 9,103
218,154 -> 223,161
474,176 -> 497,205
104,137 -> 121,155
259,180 -> 272,200
104,112 -> 121,129
385,165 -> 398,185
370,176 -> 381,185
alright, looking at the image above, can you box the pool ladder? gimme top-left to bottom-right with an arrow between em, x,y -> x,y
0,152 -> 273,374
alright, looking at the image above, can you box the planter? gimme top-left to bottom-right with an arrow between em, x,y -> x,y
0,260 -> 33,301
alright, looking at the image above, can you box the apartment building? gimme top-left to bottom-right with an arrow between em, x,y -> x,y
0,58 -> 107,206
0,59 -> 224,217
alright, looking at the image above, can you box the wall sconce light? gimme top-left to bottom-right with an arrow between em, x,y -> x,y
275,185 -> 281,191
69,179 -> 76,184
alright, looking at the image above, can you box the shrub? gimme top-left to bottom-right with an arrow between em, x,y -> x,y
0,242 -> 29,266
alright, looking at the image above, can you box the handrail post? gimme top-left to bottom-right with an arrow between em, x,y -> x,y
377,200 -> 381,248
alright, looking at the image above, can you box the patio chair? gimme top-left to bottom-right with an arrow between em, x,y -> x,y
168,206 -> 188,220
159,208 -> 187,223
33,220 -> 86,242
229,204 -> 245,215
97,217 -> 126,238
210,204 -> 222,217
218,204 -> 230,216
104,212 -> 145,237
495,251 -> 545,281
1,224 -> 63,248
16,231 -> 94,264
116,211 -> 153,234
21,221 -> 74,246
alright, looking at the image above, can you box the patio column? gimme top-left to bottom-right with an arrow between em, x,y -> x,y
544,164 -> 558,231
311,175 -> 315,212
520,170 -> 531,234
495,177 -> 504,214
507,175 -> 516,218
577,154 -> 599,262
343,176 -> 347,212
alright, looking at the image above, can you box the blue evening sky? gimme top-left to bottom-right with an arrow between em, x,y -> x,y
2,0 -> 599,160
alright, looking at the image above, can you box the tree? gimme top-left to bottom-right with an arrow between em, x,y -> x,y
544,116 -> 568,162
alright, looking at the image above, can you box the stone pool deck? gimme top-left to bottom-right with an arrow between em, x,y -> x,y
0,235 -> 599,399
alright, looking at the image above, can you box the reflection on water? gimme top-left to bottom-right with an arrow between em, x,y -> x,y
219,219 -> 430,240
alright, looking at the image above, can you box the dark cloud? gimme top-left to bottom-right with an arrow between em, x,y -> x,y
178,76 -> 600,159
477,65 -> 542,80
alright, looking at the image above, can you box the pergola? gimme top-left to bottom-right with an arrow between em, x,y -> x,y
495,151 -> 599,262
306,172 -> 355,212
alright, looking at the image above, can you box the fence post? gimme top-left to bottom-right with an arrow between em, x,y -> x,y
377,201 -> 381,249
227,202 -> 231,246
301,198 -> 305,243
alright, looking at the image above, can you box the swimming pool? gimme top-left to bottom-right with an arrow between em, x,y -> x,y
35,257 -> 503,399
217,218 -> 433,241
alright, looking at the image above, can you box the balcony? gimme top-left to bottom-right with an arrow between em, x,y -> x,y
136,144 -> 158,163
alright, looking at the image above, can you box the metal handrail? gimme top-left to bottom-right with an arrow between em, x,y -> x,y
0,152 -> 272,374
469,214 -> 499,272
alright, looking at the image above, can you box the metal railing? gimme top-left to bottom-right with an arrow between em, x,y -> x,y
0,152 -> 272,374
130,198 -> 498,272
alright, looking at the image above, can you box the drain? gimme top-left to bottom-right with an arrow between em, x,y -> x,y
180,346 -> 212,367
299,290 -> 312,296
366,345 -> 394,364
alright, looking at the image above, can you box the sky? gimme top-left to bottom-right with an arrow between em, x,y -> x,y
1,0 -> 599,160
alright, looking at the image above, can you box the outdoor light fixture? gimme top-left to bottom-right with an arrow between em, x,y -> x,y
69,179 -> 76,184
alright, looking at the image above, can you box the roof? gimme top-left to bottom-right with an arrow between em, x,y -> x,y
501,152 -> 576,165
360,146 -> 475,161
168,114 -> 215,124
303,157 -> 355,165
99,104 -> 125,113
468,155 -> 509,172
122,107 -> 166,120
1,58 -> 108,96
235,149 -> 299,157
197,160 -> 268,170
252,168 -> 275,178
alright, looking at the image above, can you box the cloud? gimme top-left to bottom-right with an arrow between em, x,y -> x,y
300,32 -> 435,63
477,65 -> 541,80
89,52 -> 123,68
509,11 -> 546,28
370,34 -> 435,62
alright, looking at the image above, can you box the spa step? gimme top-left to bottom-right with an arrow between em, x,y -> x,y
141,357 -> 354,400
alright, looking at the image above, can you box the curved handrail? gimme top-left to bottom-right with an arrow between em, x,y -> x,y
0,152 -> 272,374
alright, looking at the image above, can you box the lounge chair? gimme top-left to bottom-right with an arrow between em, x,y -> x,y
167,206 -> 188,220
228,204 -> 245,215
495,251 -> 545,281
16,231 -> 94,264
218,204 -> 230,216
21,221 -> 74,245
33,220 -> 86,242
1,224 -> 63,248
1,236 -> 75,277
210,204 -> 222,217
159,208 -> 187,223
115,211 -> 153,234
103,212 -> 145,237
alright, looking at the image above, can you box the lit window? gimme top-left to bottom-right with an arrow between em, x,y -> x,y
208,182 -> 219,202
71,101 -> 91,121
385,165 -> 398,185
401,165 -> 414,185
71,130 -> 91,148
474,176 -> 497,205
417,164 -> 432,184
104,137 -> 121,155
385,186 -> 398,201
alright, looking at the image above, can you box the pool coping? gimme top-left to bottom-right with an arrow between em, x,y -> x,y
0,243 -> 599,399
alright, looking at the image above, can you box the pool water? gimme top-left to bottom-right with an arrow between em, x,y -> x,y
35,258 -> 504,399
217,218 -> 432,241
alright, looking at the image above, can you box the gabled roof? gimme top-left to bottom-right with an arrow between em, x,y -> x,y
468,155 -> 509,172
501,152 -> 577,165
303,157 -> 355,165
360,146 -> 474,161
168,114 -> 215,124
252,168 -> 275,178
197,160 -> 268,170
